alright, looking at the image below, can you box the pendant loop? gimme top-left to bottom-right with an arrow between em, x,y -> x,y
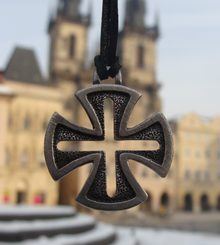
93,69 -> 122,85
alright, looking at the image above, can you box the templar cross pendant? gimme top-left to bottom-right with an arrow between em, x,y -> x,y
44,78 -> 173,211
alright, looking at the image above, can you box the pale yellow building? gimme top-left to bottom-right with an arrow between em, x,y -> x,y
0,84 -> 14,203
0,47 -> 64,205
171,113 -> 220,212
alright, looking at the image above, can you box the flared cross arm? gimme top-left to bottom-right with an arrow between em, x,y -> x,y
44,84 -> 173,210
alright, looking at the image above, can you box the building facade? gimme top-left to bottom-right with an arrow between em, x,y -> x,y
171,113 -> 220,212
0,47 -> 66,205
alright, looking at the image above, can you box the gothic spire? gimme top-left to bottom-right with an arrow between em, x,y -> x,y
124,0 -> 147,30
58,0 -> 81,21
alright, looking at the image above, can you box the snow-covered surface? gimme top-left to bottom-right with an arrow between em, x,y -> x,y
0,215 -> 95,233
113,227 -> 137,245
114,227 -> 220,245
0,205 -> 76,217
2,223 -> 115,245
2,225 -> 220,245
0,206 -> 220,245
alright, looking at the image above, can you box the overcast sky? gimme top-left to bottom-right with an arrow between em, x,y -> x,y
0,0 -> 220,118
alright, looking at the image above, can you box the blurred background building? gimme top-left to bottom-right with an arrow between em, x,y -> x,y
171,113 -> 220,212
0,0 -> 220,215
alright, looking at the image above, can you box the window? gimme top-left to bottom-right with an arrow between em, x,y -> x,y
204,171 -> 210,181
8,113 -> 13,128
195,170 -> 201,181
23,115 -> 30,129
185,170 -> 190,180
34,193 -> 46,204
5,148 -> 10,165
69,34 -> 76,58
16,191 -> 26,204
137,44 -> 145,68
21,152 -> 28,167
206,150 -> 210,158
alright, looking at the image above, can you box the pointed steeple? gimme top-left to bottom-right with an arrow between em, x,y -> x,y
58,0 -> 81,21
154,11 -> 160,38
124,0 -> 147,30
146,10 -> 160,40
48,0 -> 90,32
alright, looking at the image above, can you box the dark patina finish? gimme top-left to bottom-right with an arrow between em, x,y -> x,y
44,84 -> 173,210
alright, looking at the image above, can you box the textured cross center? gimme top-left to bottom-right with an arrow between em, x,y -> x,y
81,100 -> 158,197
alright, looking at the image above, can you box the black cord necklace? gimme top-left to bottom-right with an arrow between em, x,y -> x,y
94,0 -> 121,82
44,0 -> 173,211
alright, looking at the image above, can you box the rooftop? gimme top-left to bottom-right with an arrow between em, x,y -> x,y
4,47 -> 45,84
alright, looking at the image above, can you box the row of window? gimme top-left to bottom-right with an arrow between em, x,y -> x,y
184,193 -> 220,211
141,168 -> 220,181
181,132 -> 219,141
184,149 -> 220,160
140,168 -> 220,181
184,170 -> 220,181
2,192 -> 46,205
8,114 -> 49,131
5,151 -> 45,168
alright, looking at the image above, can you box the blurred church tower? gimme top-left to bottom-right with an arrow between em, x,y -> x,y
48,0 -> 90,84
119,0 -> 161,117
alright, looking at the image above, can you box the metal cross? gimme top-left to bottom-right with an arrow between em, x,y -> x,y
79,99 -> 159,198
44,84 -> 173,210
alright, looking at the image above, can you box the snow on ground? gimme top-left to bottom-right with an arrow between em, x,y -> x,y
0,206 -> 220,245
2,226 -> 220,245
116,227 -> 220,245
0,215 -> 95,232
0,205 -> 75,216
1,223 -> 115,245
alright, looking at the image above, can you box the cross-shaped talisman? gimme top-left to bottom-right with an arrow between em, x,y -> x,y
44,0 -> 173,210
44,83 -> 173,210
